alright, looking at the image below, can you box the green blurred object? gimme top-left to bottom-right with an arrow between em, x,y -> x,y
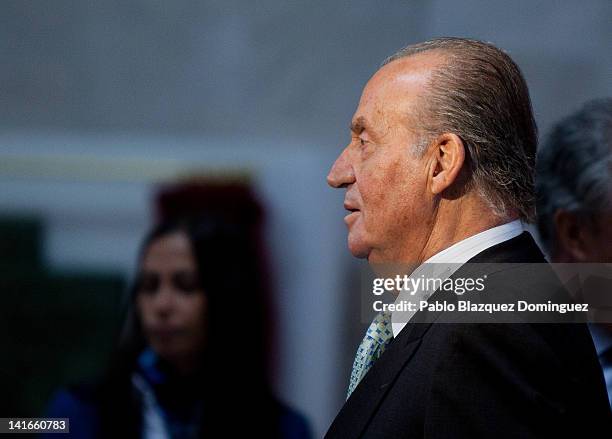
0,215 -> 126,417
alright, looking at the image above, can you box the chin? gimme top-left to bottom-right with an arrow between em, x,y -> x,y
347,234 -> 370,259
153,345 -> 189,362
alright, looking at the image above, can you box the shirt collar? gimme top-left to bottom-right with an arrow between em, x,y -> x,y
391,220 -> 524,337
424,219 -> 524,264
589,323 -> 612,356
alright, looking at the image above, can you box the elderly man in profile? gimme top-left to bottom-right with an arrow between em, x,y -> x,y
536,98 -> 612,407
325,38 -> 611,438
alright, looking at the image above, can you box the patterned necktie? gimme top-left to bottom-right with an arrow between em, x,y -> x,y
347,311 -> 394,399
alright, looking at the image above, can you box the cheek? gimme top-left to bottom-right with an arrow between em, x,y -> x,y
359,175 -> 388,218
361,153 -> 411,202
598,218 -> 612,262
179,295 -> 208,328
360,162 -> 410,222
595,234 -> 612,262
135,296 -> 152,323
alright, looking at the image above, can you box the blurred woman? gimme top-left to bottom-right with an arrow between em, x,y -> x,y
45,215 -> 311,438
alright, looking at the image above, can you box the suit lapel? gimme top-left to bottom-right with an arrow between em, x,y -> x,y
326,261 -> 484,438
325,322 -> 425,438
326,232 -> 544,438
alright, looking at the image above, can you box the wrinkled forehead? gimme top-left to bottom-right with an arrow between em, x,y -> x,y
357,51 -> 446,117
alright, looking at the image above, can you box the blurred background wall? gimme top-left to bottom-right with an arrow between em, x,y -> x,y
1,1 -> 610,436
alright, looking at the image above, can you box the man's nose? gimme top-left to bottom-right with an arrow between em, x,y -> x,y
327,146 -> 355,188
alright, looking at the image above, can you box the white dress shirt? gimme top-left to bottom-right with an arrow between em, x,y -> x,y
391,219 -> 524,337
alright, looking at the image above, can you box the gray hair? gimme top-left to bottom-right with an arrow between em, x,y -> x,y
383,37 -> 538,222
536,98 -> 612,255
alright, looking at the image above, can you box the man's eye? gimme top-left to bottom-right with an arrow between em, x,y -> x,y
359,138 -> 366,146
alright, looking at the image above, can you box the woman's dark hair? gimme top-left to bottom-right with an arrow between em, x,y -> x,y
96,204 -> 283,436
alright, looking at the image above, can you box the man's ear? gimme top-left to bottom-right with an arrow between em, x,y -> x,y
429,133 -> 465,195
553,210 -> 591,262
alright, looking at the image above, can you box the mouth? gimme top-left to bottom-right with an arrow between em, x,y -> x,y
344,205 -> 360,223
343,202 -> 360,214
150,327 -> 183,339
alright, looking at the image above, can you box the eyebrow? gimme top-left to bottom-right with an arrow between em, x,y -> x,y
350,116 -> 368,134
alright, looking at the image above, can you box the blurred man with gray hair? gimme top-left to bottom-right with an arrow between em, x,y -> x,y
536,98 -> 612,407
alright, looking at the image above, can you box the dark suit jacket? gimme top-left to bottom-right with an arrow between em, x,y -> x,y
326,232 -> 612,438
